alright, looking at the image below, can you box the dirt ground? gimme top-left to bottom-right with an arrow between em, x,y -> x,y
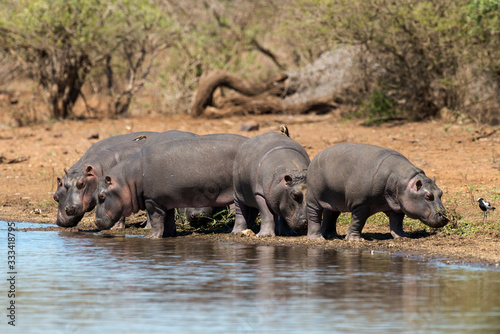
1,111 -> 499,266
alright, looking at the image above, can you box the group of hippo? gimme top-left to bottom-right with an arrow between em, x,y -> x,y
54,128 -> 449,241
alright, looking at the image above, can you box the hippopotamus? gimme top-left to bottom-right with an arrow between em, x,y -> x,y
54,131 -> 161,227
306,143 -> 448,241
94,133 -> 248,238
56,130 -> 196,227
232,132 -> 310,237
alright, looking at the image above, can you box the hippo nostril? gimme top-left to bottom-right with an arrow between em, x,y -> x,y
65,205 -> 76,215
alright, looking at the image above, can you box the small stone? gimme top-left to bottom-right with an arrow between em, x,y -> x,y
240,229 -> 255,237
240,121 -> 259,132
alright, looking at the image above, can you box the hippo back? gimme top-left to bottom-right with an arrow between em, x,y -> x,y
234,132 -> 310,205
139,133 -> 248,208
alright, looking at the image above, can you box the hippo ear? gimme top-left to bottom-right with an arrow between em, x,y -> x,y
64,168 -> 68,176
283,174 -> 293,186
85,165 -> 97,177
411,179 -> 423,192
105,176 -> 112,185
432,176 -> 436,183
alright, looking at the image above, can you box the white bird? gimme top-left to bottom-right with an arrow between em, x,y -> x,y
477,197 -> 495,223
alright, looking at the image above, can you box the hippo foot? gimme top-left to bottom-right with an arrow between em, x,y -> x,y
323,232 -> 339,240
111,221 -> 126,230
307,233 -> 325,241
145,229 -> 168,238
256,230 -> 276,238
345,233 -> 365,241
390,231 -> 409,239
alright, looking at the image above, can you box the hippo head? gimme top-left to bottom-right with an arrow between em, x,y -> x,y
54,174 -> 84,227
183,207 -> 214,227
274,171 -> 308,231
398,174 -> 448,228
63,165 -> 100,218
94,174 -> 136,230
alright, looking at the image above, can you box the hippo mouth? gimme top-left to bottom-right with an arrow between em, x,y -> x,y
422,211 -> 449,228
56,210 -> 84,228
288,217 -> 308,231
94,215 -> 116,230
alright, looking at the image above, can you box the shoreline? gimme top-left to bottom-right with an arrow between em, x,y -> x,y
3,204 -> 499,267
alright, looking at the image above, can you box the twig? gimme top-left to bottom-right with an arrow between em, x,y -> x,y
473,129 -> 498,141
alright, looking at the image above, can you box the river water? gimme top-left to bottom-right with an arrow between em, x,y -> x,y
1,222 -> 499,333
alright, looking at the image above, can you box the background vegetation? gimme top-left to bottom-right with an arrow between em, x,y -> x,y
0,0 -> 498,124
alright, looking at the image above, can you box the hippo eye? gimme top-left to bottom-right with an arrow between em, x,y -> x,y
424,192 -> 434,201
77,180 -> 85,190
53,193 -> 59,202
98,192 -> 106,202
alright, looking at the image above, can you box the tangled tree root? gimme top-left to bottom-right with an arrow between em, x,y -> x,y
190,70 -> 337,117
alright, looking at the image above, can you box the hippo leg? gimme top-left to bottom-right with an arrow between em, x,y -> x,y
345,205 -> 369,241
256,195 -> 276,237
275,216 -> 297,236
163,209 -> 176,237
233,199 -> 250,234
111,217 -> 126,230
321,209 -> 340,239
307,204 -> 325,240
145,200 -> 176,238
387,211 -> 409,238
142,212 -> 153,229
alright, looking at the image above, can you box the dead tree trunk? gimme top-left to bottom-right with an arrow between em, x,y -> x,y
190,70 -> 335,117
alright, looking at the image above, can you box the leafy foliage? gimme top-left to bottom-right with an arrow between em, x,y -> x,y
287,0 -> 499,120
0,0 -> 498,122
0,0 -> 173,118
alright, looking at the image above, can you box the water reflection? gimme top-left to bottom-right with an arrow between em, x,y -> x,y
1,223 -> 499,333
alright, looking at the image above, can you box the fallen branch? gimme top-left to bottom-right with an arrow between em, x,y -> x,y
191,70 -> 336,117
0,155 -> 30,164
473,129 -> 498,142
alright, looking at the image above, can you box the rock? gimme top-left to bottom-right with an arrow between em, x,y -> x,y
239,229 -> 256,237
240,121 -> 259,132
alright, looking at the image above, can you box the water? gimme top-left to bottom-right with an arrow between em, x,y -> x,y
1,221 -> 499,334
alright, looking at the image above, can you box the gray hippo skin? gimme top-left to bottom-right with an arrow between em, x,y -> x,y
55,131 -> 160,227
94,134 -> 248,238
306,143 -> 448,241
232,132 -> 310,237
57,130 -> 196,227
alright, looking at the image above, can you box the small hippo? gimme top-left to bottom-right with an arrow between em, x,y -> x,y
94,134 -> 248,238
307,143 -> 448,241
232,132 -> 310,237
56,130 -> 196,227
